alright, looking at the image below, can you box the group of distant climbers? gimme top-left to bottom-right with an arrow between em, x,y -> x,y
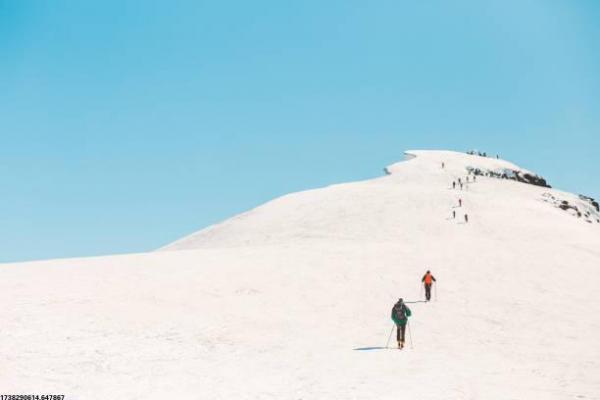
451,175 -> 475,191
466,150 -> 500,159
451,174 -> 473,223
390,270 -> 436,349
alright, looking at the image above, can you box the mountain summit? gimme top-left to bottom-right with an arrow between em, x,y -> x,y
162,150 -> 598,251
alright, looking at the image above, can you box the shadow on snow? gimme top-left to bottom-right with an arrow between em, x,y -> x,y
352,346 -> 390,351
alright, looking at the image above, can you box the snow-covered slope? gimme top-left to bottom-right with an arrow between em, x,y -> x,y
1,150 -> 599,399
161,150 -> 597,250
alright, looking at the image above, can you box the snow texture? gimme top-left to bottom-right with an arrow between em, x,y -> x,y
1,150 -> 599,399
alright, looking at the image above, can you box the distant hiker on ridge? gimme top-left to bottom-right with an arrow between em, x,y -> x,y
465,214 -> 469,223
421,271 -> 437,301
459,198 -> 462,207
452,181 -> 456,189
391,298 -> 412,349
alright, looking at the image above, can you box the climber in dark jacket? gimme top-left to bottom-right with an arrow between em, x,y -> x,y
391,298 -> 412,349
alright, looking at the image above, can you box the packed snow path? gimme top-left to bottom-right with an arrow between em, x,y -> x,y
1,150 -> 599,399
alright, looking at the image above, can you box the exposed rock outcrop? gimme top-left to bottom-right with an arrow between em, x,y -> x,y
466,167 -> 551,188
579,195 -> 599,212
541,192 -> 600,224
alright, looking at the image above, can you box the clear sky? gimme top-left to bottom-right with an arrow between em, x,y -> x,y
1,0 -> 599,262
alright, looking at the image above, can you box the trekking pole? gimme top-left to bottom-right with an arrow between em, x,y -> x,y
407,321 -> 414,349
419,284 -> 424,300
385,325 -> 395,349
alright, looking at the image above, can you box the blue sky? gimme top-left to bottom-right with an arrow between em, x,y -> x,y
1,0 -> 599,262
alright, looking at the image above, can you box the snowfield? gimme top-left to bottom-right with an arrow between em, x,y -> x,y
1,150 -> 599,399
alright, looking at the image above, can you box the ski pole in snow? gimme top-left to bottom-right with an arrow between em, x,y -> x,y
385,325 -> 395,349
407,321 -> 414,349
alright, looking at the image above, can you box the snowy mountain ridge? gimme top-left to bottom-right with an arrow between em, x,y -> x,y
161,149 -> 597,251
1,149 -> 599,399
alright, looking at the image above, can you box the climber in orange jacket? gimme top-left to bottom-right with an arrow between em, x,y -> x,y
421,270 -> 437,301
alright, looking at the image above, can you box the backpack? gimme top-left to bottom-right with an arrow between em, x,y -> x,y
424,274 -> 433,285
392,303 -> 407,322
